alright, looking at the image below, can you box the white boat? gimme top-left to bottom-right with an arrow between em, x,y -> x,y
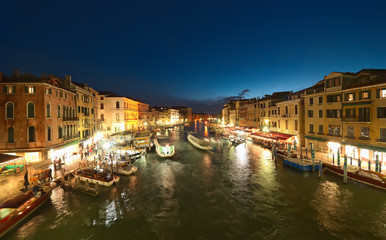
73,168 -> 120,187
154,135 -> 175,157
187,132 -> 212,151
108,161 -> 138,176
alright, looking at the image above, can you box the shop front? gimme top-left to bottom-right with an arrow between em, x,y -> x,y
48,141 -> 79,165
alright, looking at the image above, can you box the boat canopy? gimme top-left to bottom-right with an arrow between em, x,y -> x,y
157,137 -> 173,146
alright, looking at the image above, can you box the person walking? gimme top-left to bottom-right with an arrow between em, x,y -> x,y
24,170 -> 30,190
48,168 -> 53,181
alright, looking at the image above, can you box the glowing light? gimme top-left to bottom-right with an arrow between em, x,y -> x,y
328,142 -> 340,153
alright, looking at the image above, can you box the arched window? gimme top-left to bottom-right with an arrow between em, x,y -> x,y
58,105 -> 61,118
47,103 -> 51,118
6,102 -> 14,118
116,101 -> 120,108
285,106 -> 288,115
63,106 -> 66,119
27,102 -> 35,118
58,126 -> 62,139
28,126 -> 36,142
47,126 -> 52,141
8,127 -> 14,142
101,114 -> 104,121
100,103 -> 104,109
116,113 -> 120,121
295,105 -> 298,115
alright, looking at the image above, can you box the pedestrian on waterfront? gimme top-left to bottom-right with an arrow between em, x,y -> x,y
81,152 -> 83,160
24,170 -> 29,190
48,168 -> 53,181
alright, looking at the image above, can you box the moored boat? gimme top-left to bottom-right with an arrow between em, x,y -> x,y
154,135 -> 175,158
187,132 -> 212,151
108,161 -> 138,176
323,162 -> 386,190
0,183 -> 54,238
73,168 -> 120,187
283,156 -> 320,171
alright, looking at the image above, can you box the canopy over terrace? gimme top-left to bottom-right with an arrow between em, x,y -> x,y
250,131 -> 294,142
0,154 -> 25,176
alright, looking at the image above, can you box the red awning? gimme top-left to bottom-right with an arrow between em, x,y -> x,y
269,132 -> 294,141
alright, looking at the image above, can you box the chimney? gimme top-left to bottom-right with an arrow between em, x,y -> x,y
0,72 -> 3,81
64,75 -> 72,89
13,69 -> 20,77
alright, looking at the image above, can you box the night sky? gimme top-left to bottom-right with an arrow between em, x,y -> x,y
1,0 -> 386,113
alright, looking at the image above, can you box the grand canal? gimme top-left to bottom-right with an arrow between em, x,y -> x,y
5,123 -> 386,240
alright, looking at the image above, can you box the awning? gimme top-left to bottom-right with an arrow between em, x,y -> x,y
0,154 -> 23,164
357,144 -> 386,152
305,135 -> 328,142
269,132 -> 294,140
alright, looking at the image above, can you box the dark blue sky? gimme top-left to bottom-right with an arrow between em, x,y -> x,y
1,0 -> 386,113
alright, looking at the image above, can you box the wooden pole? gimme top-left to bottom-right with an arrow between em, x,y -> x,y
343,155 -> 348,183
318,160 -> 322,178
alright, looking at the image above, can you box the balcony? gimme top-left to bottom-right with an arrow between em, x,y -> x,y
83,123 -> 91,128
327,133 -> 342,137
317,132 -> 324,135
84,112 -> 90,116
281,114 -> 290,118
345,135 -> 355,140
342,117 -> 371,122
377,139 -> 386,143
63,116 -> 79,121
359,136 -> 370,141
63,133 -> 80,141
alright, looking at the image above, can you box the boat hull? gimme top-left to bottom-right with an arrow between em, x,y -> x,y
154,138 -> 175,158
187,134 -> 212,151
283,157 -> 320,172
0,185 -> 53,238
73,174 -> 120,187
323,162 -> 386,190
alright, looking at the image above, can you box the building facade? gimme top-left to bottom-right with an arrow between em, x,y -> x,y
0,71 -> 79,163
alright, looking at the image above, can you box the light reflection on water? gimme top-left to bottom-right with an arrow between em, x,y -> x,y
4,123 -> 386,240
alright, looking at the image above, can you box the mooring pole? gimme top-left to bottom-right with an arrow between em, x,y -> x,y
343,155 -> 348,184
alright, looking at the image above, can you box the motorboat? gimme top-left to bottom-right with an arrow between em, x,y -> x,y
0,183 -> 54,238
133,131 -> 152,149
154,135 -> 175,158
73,168 -> 120,187
187,132 -> 212,151
108,161 -> 138,176
323,162 -> 386,190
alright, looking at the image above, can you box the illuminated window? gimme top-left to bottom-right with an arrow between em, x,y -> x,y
3,85 -> 15,94
360,127 -> 370,139
24,86 -> 36,93
362,91 -> 369,99
348,93 -> 354,101
381,89 -> 386,98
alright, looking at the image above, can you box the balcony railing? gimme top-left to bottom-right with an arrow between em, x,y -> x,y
63,133 -> 80,141
63,116 -> 79,121
327,133 -> 342,137
377,139 -> 386,143
84,112 -> 90,116
281,114 -> 290,118
359,136 -> 370,140
342,117 -> 371,122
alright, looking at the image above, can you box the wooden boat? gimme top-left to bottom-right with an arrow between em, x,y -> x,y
0,183 -> 54,238
154,135 -> 175,158
73,168 -> 120,187
187,132 -> 212,151
323,162 -> 386,190
120,148 -> 144,163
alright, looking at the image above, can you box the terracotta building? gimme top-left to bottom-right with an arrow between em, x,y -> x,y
0,71 -> 79,164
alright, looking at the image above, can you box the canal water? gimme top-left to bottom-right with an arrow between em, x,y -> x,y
5,123 -> 386,240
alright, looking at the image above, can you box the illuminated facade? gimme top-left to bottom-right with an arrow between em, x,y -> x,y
0,71 -> 79,163
71,82 -> 98,139
97,91 -> 139,133
304,69 -> 386,163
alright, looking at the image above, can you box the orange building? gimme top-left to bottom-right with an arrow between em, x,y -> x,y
0,71 -> 79,164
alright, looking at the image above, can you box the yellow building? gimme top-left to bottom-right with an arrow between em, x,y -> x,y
124,98 -> 139,131
276,93 -> 304,145
71,82 -> 98,140
304,69 -> 386,164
